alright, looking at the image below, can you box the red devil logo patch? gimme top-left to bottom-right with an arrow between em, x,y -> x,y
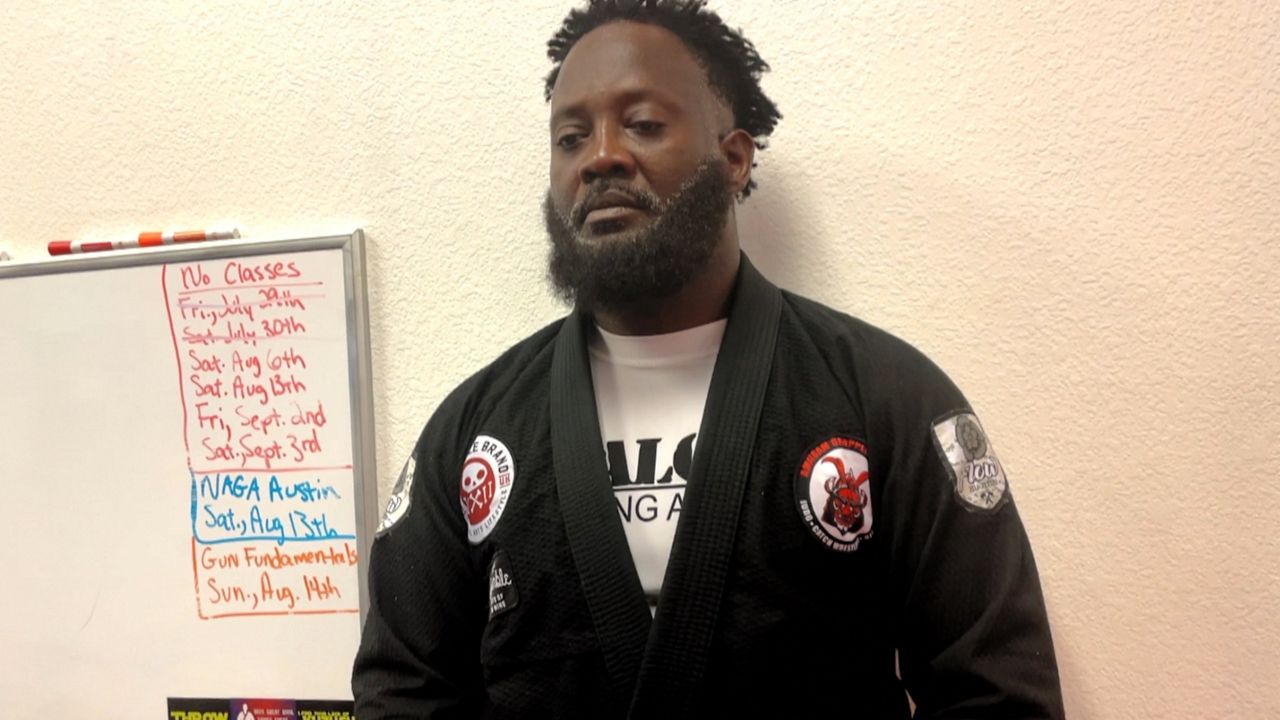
795,436 -> 874,552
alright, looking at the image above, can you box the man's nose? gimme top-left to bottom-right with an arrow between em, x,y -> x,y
579,124 -> 635,184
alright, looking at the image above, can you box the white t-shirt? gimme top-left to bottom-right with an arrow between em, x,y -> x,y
588,319 -> 726,612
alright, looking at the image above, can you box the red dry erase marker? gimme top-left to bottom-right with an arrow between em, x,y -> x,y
48,239 -> 117,255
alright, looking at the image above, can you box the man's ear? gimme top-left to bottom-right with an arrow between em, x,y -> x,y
719,128 -> 756,197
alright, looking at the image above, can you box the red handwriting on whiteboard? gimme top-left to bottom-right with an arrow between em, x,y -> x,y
169,257 -> 358,619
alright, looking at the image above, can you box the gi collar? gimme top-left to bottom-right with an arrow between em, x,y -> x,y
550,253 -> 783,717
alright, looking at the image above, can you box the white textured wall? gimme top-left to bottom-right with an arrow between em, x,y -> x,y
2,1 -> 1276,716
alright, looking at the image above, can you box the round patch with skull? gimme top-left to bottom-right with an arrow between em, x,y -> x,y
460,434 -> 516,544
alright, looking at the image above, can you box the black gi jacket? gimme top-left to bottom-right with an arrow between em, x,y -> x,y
353,256 -> 1064,718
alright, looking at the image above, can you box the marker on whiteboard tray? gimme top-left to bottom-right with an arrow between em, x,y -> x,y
137,228 -> 241,247
47,239 -> 116,255
48,229 -> 240,256
0,250 -> 11,261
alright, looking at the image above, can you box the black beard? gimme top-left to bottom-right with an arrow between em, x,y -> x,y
544,158 -> 733,312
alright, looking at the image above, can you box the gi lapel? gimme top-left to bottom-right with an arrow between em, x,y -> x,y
550,310 -> 652,712
628,255 -> 783,717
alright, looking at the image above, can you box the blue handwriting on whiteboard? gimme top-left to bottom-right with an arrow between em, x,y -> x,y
197,473 -> 341,503
197,503 -> 350,545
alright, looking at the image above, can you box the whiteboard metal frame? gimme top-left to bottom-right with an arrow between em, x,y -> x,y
0,231 -> 380,618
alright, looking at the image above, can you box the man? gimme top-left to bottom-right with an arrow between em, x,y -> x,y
354,1 -> 1064,717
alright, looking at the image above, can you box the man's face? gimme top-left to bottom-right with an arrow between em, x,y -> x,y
545,21 -> 736,309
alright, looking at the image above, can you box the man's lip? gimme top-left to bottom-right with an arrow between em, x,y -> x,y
586,189 -> 642,212
583,205 -> 644,225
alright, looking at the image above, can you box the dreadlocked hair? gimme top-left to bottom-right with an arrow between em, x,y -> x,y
544,0 -> 781,198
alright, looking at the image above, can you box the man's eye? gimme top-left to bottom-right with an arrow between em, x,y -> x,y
630,121 -> 663,134
556,133 -> 584,150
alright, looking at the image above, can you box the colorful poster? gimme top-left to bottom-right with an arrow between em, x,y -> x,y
167,697 -> 355,720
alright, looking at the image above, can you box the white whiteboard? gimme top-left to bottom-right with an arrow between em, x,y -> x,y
0,232 -> 377,717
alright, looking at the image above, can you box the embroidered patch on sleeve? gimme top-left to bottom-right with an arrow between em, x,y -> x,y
377,453 -> 417,534
931,411 -> 1009,511
487,550 -> 520,621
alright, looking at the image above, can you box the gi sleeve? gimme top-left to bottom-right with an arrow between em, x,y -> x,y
882,356 -> 1065,719
352,412 -> 485,718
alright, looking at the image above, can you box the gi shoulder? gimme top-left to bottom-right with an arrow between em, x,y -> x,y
778,289 -> 967,418
378,318 -> 565,536
780,291 -> 1013,513
426,317 -> 565,439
